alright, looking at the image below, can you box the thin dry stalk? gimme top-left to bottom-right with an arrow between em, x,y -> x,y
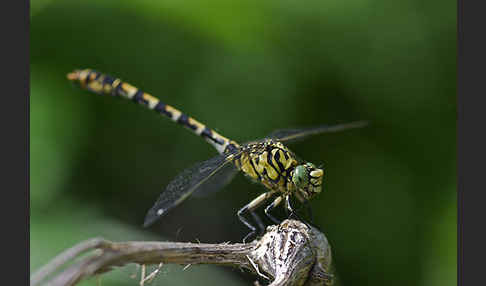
31,219 -> 333,286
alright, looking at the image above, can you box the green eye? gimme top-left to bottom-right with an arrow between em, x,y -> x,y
292,165 -> 309,188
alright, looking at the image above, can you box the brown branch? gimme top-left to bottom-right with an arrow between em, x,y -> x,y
30,219 -> 333,286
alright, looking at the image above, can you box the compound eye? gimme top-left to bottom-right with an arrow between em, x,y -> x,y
307,162 -> 317,169
292,165 -> 309,189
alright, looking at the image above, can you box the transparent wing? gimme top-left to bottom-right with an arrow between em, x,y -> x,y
191,162 -> 238,198
267,121 -> 368,144
143,152 -> 238,227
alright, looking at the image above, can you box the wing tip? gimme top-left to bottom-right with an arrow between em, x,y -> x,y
143,208 -> 164,228
142,216 -> 156,228
142,218 -> 155,228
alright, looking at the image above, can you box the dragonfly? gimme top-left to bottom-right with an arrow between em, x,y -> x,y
68,69 -> 367,241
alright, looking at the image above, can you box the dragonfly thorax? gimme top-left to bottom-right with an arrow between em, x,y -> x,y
233,140 -> 324,201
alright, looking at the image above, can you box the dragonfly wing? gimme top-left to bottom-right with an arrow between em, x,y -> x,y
267,121 -> 368,144
143,153 -> 237,227
191,163 -> 238,198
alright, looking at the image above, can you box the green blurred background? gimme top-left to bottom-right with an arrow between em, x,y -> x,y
30,0 -> 456,285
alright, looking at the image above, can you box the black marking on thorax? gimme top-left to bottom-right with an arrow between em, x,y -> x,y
249,158 -> 262,181
272,147 -> 286,173
247,145 -> 281,184
265,150 -> 280,175
269,144 -> 296,184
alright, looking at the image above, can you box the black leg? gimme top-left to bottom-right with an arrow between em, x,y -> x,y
264,196 -> 283,225
304,200 -> 314,224
300,201 -> 322,230
285,196 -> 311,228
289,196 -> 321,230
237,191 -> 276,242
250,210 -> 265,235
237,205 -> 257,243
285,195 -> 295,214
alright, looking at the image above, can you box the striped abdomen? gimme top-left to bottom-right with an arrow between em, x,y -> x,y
234,141 -> 299,194
67,69 -> 238,154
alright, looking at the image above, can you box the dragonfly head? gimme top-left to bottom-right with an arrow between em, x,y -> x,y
292,163 -> 323,200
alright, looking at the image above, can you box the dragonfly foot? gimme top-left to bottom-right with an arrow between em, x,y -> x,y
242,231 -> 257,243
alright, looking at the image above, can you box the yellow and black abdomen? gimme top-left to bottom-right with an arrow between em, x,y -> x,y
234,141 -> 298,193
67,69 -> 238,154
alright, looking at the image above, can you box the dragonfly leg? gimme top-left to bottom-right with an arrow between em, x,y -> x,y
250,210 -> 265,235
238,191 -> 275,243
304,200 -> 315,224
264,196 -> 283,225
294,193 -> 319,228
285,195 -> 311,228
303,201 -> 322,230
295,192 -> 314,223
237,205 -> 256,243
284,195 -> 293,215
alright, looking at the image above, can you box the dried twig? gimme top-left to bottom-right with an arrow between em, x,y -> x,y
30,219 -> 333,286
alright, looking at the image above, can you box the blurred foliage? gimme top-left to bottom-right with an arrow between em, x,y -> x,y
30,0 -> 456,285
